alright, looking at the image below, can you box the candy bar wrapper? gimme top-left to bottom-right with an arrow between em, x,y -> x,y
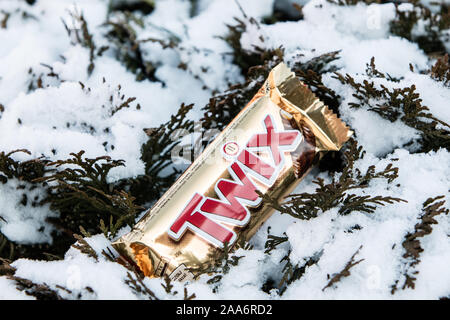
112,63 -> 352,281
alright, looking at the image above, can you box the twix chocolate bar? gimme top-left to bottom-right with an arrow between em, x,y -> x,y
112,63 -> 352,281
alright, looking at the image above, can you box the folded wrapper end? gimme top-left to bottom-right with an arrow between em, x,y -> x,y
130,242 -> 155,278
113,235 -> 157,278
267,62 -> 353,151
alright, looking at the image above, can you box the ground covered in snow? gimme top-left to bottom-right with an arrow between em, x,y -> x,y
0,0 -> 449,299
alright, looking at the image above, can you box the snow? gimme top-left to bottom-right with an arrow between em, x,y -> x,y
334,104 -> 421,156
241,1 -> 427,77
0,0 -> 449,300
285,211 -> 334,264
0,179 -> 57,244
11,235 -> 138,300
402,73 -> 450,124
0,277 -> 34,300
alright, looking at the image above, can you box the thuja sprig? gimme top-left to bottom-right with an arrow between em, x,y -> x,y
322,245 -> 364,291
219,2 -> 271,75
1,7 -> 38,30
326,0 -> 385,5
391,196 -> 449,294
160,274 -> 196,299
108,0 -> 155,15
327,1 -> 447,54
0,233 -> 14,261
27,64 -> 63,93
35,151 -> 142,235
260,139 -> 405,220
430,54 -> 450,86
0,149 -> 49,183
62,9 -> 108,76
389,1 -> 448,55
334,58 -> 450,152
125,271 -> 158,300
292,51 -> 341,114
187,239 -> 252,292
201,48 -> 343,133
0,148 -> 66,261
0,257 -> 15,276
263,216 -> 333,293
99,213 -> 133,240
200,50 -> 283,132
364,56 -> 401,82
264,232 -> 288,254
1,258 -> 67,300
188,241 -> 243,278
77,80 -> 139,124
117,103 -> 194,205
141,102 -> 194,177
207,8 -> 343,131
103,11 -> 158,82
37,151 -> 124,191
295,51 -> 340,75
9,276 -> 64,300
1,10 -> 10,29
262,2 -> 303,25
183,287 -> 196,300
1,231 -> 72,262
161,275 -> 174,294
72,233 -> 98,261
200,5 -> 285,133
110,95 -> 136,116
4,255 -> 95,299
0,149 -> 59,261
278,252 -> 321,295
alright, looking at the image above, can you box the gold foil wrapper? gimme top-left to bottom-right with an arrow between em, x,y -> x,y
112,63 -> 352,281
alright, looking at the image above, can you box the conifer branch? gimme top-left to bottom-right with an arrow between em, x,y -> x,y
334,58 -> 450,152
392,196 -> 449,293
262,139 -> 405,220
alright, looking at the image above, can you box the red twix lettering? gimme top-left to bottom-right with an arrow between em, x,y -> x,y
168,115 -> 301,247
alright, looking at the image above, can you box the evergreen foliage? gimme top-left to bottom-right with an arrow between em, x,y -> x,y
335,58 -> 450,152
391,196 -> 449,293
322,245 -> 364,291
259,139 -> 405,220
